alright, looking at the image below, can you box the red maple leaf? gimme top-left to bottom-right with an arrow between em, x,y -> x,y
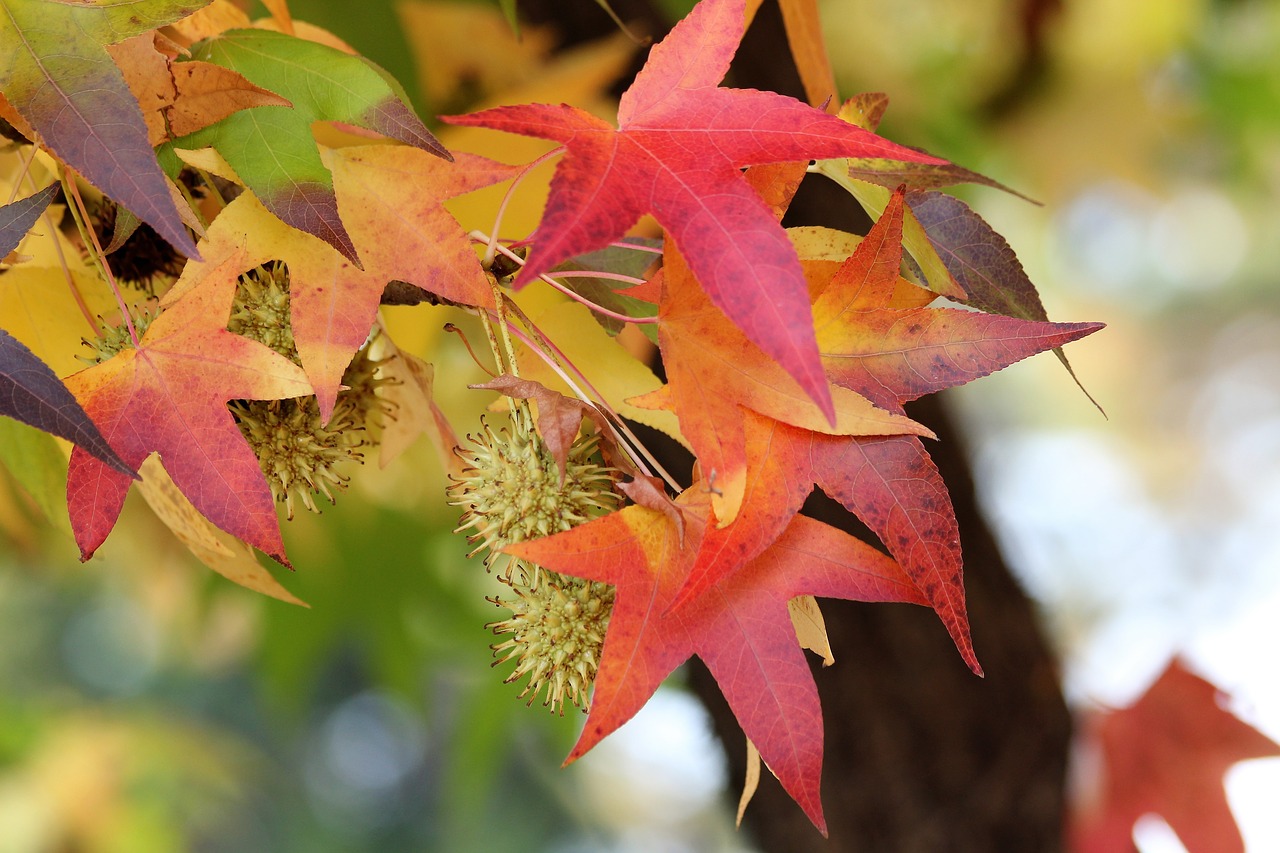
1070,660 -> 1280,853
505,490 -> 928,834
64,251 -> 312,564
726,410 -> 982,673
443,0 -> 945,421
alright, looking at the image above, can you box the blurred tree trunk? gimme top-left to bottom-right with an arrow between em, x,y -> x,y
519,2 -> 1074,850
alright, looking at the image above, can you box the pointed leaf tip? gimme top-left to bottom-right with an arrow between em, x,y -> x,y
0,184 -> 59,258
0,330 -> 137,479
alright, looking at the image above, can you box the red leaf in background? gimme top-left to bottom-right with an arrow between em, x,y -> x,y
505,491 -> 927,834
1070,660 -> 1280,853
444,0 -> 945,421
64,251 -> 311,564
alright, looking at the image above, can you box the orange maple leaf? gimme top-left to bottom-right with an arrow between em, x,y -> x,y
65,251 -> 312,564
630,242 -> 931,526
165,145 -> 517,419
813,189 -> 1103,413
108,32 -> 290,147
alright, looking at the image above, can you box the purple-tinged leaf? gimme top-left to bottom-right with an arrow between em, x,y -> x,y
0,329 -> 136,479
908,190 -> 1103,409
907,190 -> 1047,321
847,158 -> 1035,203
0,0 -> 206,259
0,183 -> 57,257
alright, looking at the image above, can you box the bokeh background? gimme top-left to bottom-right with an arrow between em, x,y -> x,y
2,0 -> 1278,850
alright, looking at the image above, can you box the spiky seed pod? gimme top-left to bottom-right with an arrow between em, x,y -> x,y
235,350 -> 391,519
227,259 -> 395,518
450,415 -> 621,713
487,570 -> 615,714
230,392 -> 366,520
448,417 -> 620,575
339,346 -> 399,430
79,308 -> 157,364
228,261 -> 296,361
94,207 -> 186,297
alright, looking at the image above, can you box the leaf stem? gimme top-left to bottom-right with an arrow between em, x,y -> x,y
547,269 -> 647,286
28,180 -> 96,338
501,297 -> 681,493
609,238 -> 662,254
476,300 -> 506,374
5,144 -> 38,204
477,234 -> 658,324
175,176 -> 210,232
538,275 -> 658,324
61,170 -> 139,348
7,152 -> 96,335
193,167 -> 228,213
482,145 -> 565,269
443,323 -> 497,378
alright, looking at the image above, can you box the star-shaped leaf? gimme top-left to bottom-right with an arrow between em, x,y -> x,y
444,0 -> 946,421
1070,660 -> 1280,853
164,145 -> 516,420
64,251 -> 312,564
505,491 -> 927,834
726,410 -> 981,673
647,196 -> 1101,672
0,0 -> 206,258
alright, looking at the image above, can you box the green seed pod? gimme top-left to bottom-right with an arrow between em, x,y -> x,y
226,259 -> 393,518
487,570 -> 615,715
228,261 -> 296,361
450,414 -> 621,714
229,393 -> 366,520
448,417 -> 620,575
79,307 -> 157,364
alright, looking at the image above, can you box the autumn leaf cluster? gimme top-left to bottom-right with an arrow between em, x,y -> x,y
0,0 -> 1121,834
